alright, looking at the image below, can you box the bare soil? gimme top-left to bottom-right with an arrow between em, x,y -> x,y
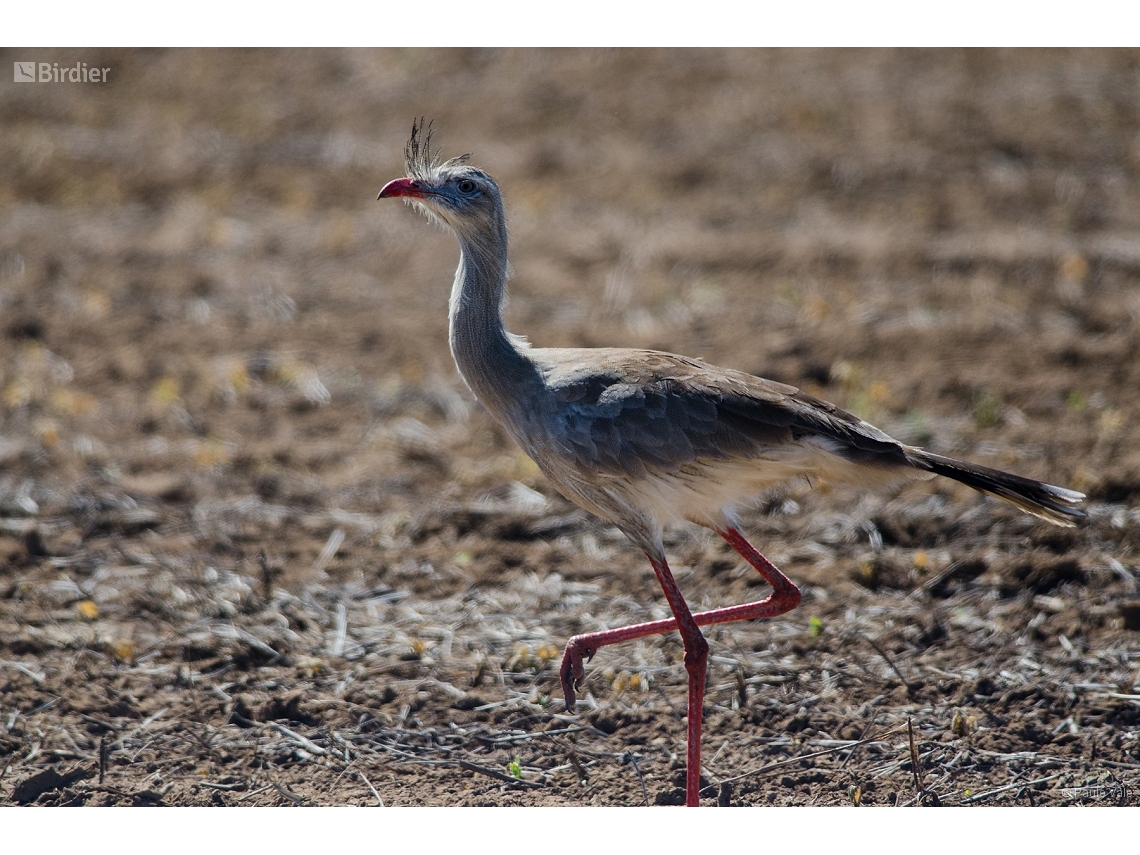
1,48 -> 1139,807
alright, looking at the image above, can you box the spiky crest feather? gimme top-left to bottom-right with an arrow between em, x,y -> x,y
405,118 -> 470,183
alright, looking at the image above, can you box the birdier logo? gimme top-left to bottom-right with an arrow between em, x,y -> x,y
13,61 -> 110,83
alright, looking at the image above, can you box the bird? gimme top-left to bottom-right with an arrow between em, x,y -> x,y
377,120 -> 1087,806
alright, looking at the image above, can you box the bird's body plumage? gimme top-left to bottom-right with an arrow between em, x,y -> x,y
484,346 -> 912,546
445,336 -> 1083,550
378,120 -> 1086,806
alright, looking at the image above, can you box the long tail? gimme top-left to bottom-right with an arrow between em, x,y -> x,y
907,449 -> 1087,527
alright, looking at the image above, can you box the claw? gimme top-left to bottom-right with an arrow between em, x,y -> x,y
559,636 -> 597,712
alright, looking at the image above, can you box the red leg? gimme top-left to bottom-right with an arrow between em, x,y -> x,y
560,527 -> 801,707
558,526 -> 802,806
642,550 -> 707,807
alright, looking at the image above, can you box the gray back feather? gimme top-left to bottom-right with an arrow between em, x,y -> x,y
543,350 -> 911,479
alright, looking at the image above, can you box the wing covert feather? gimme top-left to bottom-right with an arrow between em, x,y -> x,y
539,349 -> 909,477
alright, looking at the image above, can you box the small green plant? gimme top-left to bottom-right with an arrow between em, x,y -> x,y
508,756 -> 522,779
808,616 -> 824,638
972,387 -> 1002,428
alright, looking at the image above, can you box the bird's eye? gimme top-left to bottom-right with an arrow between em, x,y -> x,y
456,179 -> 477,194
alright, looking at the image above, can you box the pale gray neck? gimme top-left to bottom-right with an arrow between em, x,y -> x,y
448,232 -> 537,419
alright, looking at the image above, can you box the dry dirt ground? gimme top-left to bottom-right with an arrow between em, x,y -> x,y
2,48 -> 1140,807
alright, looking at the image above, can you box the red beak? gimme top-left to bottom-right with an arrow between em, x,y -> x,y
377,178 -> 426,200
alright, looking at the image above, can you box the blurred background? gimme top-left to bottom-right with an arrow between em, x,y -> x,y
3,49 -> 1138,501
1,49 -> 1138,806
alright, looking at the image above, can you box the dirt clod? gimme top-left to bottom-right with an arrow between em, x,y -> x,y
11,767 -> 92,805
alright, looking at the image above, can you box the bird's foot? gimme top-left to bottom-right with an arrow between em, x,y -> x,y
559,636 -> 597,712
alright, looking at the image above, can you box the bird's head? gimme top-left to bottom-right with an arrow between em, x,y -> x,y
378,119 -> 503,242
